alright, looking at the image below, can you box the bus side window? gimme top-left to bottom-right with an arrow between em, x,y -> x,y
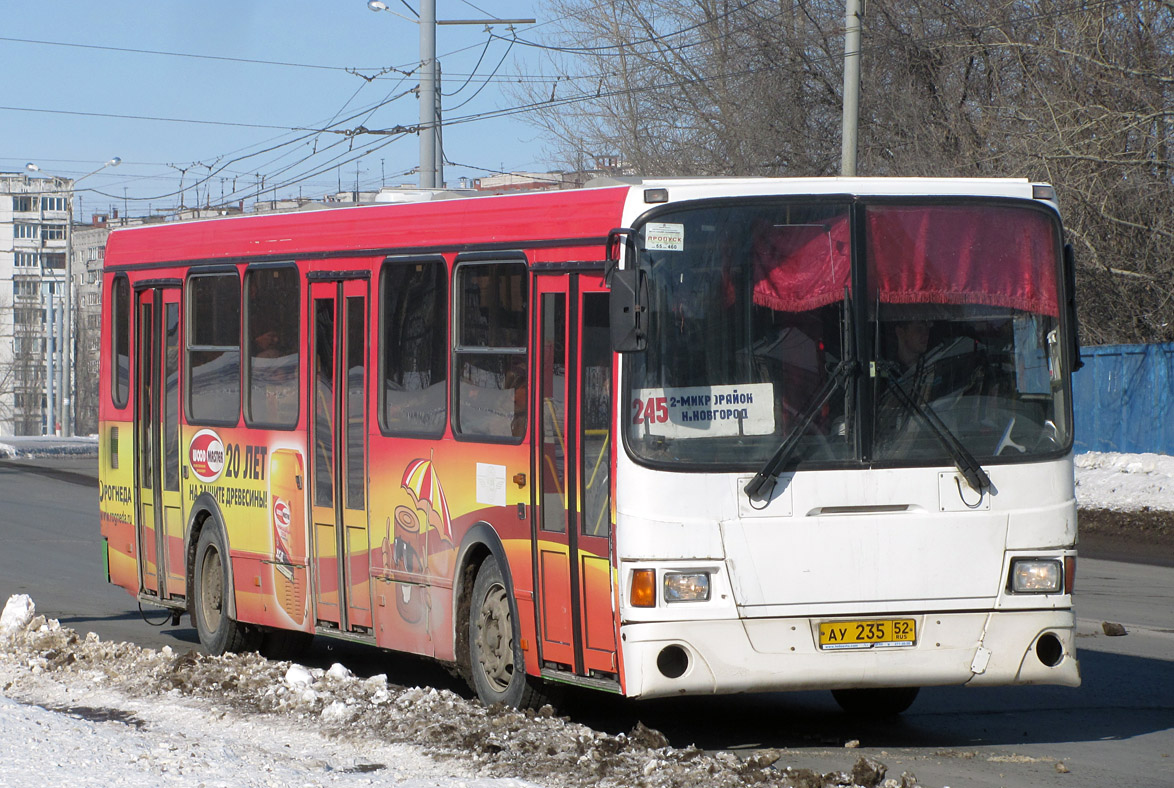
186,272 -> 241,426
110,275 -> 131,408
581,292 -> 612,537
453,260 -> 528,441
244,266 -> 300,429
380,257 -> 448,437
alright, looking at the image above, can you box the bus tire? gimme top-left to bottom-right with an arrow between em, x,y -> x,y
831,686 -> 920,717
192,525 -> 258,655
468,557 -> 545,709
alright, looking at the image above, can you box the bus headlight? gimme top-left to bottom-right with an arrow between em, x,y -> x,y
664,572 -> 711,602
1009,559 -> 1063,594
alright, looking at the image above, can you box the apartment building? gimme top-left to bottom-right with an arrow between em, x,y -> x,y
0,171 -> 72,436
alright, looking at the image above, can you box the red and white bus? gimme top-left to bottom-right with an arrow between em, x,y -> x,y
100,177 -> 1081,714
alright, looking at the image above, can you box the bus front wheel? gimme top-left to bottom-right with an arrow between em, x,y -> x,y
468,558 -> 545,709
831,686 -> 920,717
192,524 -> 258,655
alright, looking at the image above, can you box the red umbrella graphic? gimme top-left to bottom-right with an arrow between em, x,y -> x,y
401,457 -> 453,540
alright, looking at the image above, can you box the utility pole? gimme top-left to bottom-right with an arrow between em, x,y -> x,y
434,60 -> 444,184
840,0 -> 862,177
419,0 -> 438,188
45,285 -> 55,435
368,2 -> 534,190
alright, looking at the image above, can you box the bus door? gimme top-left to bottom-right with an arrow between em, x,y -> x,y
308,275 -> 372,633
533,273 -> 617,679
134,284 -> 185,601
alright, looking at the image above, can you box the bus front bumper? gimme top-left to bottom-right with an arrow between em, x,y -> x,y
618,609 -> 1080,699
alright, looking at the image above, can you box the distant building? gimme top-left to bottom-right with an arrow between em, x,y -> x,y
0,171 -> 73,435
472,172 -> 568,193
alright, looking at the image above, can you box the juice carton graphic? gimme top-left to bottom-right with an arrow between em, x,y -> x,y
270,448 -> 308,628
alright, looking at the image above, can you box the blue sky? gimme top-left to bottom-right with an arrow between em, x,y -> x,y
2,1 -> 564,218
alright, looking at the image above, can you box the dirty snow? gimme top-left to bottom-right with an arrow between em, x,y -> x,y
1074,451 -> 1174,511
0,597 -> 905,788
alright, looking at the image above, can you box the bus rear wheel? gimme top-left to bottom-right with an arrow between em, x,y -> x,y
192,525 -> 258,655
468,558 -> 545,709
831,686 -> 920,717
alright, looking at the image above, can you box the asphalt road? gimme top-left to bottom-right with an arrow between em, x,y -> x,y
1,459 -> 1171,788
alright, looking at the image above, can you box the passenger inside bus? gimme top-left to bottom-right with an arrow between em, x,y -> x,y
253,328 -> 283,358
246,268 -> 300,427
749,307 -> 825,434
873,313 -> 1024,459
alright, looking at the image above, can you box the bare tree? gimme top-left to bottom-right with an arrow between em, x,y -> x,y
517,0 -> 1174,343
0,297 -> 50,436
518,0 -> 846,175
74,306 -> 101,436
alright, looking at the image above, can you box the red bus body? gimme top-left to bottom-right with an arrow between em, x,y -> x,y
100,186 -> 629,700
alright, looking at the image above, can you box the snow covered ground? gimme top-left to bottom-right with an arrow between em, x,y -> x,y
1074,452 -> 1174,511
0,451 -> 1169,787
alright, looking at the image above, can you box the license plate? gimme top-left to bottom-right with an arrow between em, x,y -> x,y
819,618 -> 916,650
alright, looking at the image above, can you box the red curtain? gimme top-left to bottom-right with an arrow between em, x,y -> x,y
748,205 -> 1060,318
866,205 -> 1059,317
750,215 -> 851,312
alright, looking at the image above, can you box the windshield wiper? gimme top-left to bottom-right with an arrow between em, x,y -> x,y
879,367 -> 992,493
743,357 -> 859,503
745,288 -> 858,504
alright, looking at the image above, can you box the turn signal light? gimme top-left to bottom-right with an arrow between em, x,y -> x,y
630,569 -> 656,607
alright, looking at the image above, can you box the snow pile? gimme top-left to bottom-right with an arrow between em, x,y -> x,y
0,435 -> 98,458
1075,451 -> 1174,511
0,596 -> 918,788
0,593 -> 33,635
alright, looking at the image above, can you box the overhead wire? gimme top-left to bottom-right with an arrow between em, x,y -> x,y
127,0 -> 1135,205
85,87 -> 418,204
2,28 -> 425,207
0,104 -> 308,132
32,0 -> 1144,209
445,36 -> 517,112
454,0 -> 497,18
443,36 -> 495,97
0,35 -> 401,74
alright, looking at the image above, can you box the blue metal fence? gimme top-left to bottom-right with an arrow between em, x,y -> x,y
1072,342 -> 1174,455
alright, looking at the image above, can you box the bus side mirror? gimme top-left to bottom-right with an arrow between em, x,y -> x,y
609,267 -> 647,353
1063,243 -> 1083,372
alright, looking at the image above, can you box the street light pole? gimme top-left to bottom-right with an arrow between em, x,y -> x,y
26,157 -> 120,436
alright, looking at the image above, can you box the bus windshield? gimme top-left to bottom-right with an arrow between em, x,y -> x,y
624,198 -> 1071,470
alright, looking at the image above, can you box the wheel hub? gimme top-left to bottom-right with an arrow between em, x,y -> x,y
475,582 -> 514,692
